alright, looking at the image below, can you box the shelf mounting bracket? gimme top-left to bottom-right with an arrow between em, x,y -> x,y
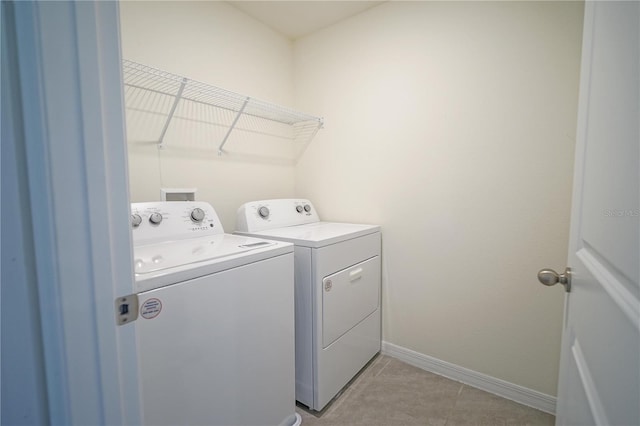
158,77 -> 187,147
218,96 -> 250,156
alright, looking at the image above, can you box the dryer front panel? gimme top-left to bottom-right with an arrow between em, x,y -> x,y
322,256 -> 380,348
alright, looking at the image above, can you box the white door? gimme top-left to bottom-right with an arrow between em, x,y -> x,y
550,2 -> 639,425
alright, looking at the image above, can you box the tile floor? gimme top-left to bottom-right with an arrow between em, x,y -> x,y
296,355 -> 555,426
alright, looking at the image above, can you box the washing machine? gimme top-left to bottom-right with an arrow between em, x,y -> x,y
121,201 -> 299,426
235,199 -> 381,411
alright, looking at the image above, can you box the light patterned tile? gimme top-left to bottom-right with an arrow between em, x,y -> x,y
446,385 -> 555,426
295,356 -> 555,426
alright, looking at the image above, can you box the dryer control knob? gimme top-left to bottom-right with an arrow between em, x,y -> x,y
190,208 -> 205,223
258,206 -> 270,219
149,212 -> 163,225
131,214 -> 142,228
304,204 -> 311,212
296,205 -> 304,213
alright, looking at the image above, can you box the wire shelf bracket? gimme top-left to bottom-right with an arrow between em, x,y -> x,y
218,96 -> 250,156
158,77 -> 187,147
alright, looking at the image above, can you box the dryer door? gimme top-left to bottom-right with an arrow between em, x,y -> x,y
322,256 -> 380,348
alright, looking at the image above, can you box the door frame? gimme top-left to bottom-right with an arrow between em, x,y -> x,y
5,1 -> 141,424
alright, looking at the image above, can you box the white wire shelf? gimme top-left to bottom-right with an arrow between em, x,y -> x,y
122,59 -> 323,161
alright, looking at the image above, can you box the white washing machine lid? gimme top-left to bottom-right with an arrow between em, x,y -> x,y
134,233 -> 292,292
236,222 -> 380,248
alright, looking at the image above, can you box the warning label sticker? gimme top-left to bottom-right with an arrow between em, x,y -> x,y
140,298 -> 162,319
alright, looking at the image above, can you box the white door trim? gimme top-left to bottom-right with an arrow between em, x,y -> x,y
11,1 -> 140,424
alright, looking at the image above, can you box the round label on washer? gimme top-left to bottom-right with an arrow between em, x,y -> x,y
140,298 -> 162,319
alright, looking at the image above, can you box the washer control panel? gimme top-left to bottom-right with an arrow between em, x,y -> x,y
236,199 -> 320,232
131,201 -> 224,245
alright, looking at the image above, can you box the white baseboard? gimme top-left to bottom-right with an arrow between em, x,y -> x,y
381,341 -> 556,415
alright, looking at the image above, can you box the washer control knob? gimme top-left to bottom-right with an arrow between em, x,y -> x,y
304,204 -> 311,213
149,212 -> 163,225
131,214 -> 142,228
190,208 -> 205,223
258,206 -> 270,219
296,205 -> 304,213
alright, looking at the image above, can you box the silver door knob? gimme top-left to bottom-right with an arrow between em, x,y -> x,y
537,267 -> 571,292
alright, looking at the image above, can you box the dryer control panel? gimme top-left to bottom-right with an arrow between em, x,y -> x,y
236,199 -> 320,232
131,201 -> 224,245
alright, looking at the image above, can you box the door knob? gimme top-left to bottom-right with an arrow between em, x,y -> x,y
537,267 -> 571,292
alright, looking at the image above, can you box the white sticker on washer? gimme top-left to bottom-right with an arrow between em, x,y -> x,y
140,298 -> 162,319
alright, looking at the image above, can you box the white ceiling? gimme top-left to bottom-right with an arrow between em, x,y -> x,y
227,1 -> 386,40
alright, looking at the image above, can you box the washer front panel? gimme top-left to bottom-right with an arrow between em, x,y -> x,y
136,252 -> 296,426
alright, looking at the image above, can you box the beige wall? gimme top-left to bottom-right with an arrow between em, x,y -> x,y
121,0 -> 584,397
119,1 -> 297,230
293,1 -> 583,396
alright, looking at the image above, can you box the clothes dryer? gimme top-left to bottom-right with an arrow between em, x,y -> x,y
125,201 -> 298,426
235,199 -> 381,411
